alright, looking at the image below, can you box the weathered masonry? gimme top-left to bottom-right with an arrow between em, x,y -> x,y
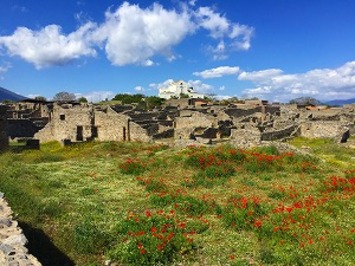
0,105 -> 9,151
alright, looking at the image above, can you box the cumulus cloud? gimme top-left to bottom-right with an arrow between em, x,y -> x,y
149,78 -> 213,94
187,79 -> 213,93
92,2 -> 195,66
75,90 -> 115,102
194,6 -> 254,59
134,86 -> 145,92
0,1 -> 253,68
239,61 -> 355,102
0,62 -> 11,75
0,23 -> 97,69
193,66 -> 240,78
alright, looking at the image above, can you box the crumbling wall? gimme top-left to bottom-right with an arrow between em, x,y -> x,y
35,104 -> 93,143
264,105 -> 280,115
6,119 -> 39,139
225,107 -> 262,118
175,111 -> 214,140
261,125 -> 299,141
300,121 -> 350,142
0,106 -> 8,151
95,108 -> 128,141
0,192 -> 42,265
95,107 -> 151,142
230,129 -> 261,148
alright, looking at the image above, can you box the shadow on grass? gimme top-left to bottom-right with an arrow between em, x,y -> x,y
19,222 -> 75,266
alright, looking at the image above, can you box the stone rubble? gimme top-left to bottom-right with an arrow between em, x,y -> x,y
0,192 -> 41,266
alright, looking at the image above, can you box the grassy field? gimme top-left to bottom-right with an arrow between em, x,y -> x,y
0,138 -> 354,265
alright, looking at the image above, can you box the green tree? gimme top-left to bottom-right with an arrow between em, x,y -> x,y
145,96 -> 165,110
289,97 -> 321,105
111,93 -> 145,104
78,97 -> 88,103
180,93 -> 189,98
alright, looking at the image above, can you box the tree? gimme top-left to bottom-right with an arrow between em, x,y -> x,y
111,93 -> 145,104
78,96 -> 88,103
289,97 -> 321,106
53,91 -> 76,102
179,93 -> 189,98
145,96 -> 165,110
34,96 -> 47,102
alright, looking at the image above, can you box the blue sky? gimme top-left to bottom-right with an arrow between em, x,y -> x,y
0,0 -> 354,102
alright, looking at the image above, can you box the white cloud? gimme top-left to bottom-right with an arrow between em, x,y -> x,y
193,66 -> 240,78
0,23 -> 97,69
75,91 -> 115,102
194,6 -> 254,59
195,7 -> 229,39
93,2 -> 195,66
239,61 -> 355,102
0,62 -> 12,79
134,86 -> 145,92
0,2 -> 254,68
238,69 -> 284,83
149,79 -> 174,90
189,0 -> 197,7
187,79 -> 213,93
149,78 -> 213,94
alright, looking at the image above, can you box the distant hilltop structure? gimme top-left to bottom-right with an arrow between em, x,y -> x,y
159,80 -> 205,99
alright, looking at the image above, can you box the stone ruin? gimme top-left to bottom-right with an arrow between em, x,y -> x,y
0,98 -> 353,148
0,192 -> 41,266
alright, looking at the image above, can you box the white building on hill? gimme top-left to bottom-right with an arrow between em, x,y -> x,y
159,80 -> 205,99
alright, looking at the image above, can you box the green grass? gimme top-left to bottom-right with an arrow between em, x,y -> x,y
0,139 -> 354,265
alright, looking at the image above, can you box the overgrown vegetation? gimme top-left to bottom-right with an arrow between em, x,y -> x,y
0,138 -> 354,265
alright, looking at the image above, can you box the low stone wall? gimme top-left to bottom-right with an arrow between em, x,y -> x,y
300,121 -> 350,142
261,125 -> 299,141
0,192 -> 41,266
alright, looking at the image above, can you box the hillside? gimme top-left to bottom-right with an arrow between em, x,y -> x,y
325,98 -> 355,106
0,86 -> 26,102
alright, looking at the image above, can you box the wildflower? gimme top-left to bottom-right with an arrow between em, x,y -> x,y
254,219 -> 262,228
166,232 -> 175,241
178,222 -> 186,229
140,249 -> 147,254
136,231 -> 145,236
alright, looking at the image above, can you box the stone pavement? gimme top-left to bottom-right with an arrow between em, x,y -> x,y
0,192 -> 41,266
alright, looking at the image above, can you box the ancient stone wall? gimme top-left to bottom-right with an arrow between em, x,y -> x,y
35,104 -> 93,143
261,125 -> 299,141
174,111 -> 214,140
300,121 -> 350,142
6,119 -> 39,139
95,108 -> 129,142
0,192 -> 41,265
230,129 -> 261,149
95,107 -> 151,142
264,105 -> 280,115
0,106 -> 8,151
225,107 -> 263,118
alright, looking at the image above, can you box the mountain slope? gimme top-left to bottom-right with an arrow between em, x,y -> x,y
325,98 -> 355,106
0,86 -> 27,102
